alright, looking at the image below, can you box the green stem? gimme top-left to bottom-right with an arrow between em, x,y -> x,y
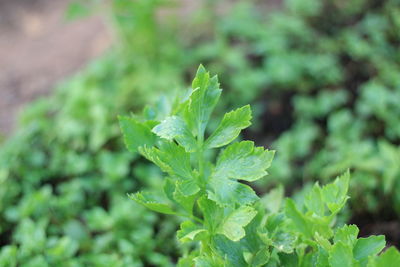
178,212 -> 204,224
197,127 -> 205,186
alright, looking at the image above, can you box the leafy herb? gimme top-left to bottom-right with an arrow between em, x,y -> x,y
121,66 -> 400,266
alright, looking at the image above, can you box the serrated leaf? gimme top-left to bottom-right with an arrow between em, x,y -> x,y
250,247 -> 270,267
334,225 -> 359,247
315,232 -> 333,251
261,185 -> 284,214
176,179 -> 200,196
139,142 -> 192,180
205,105 -> 252,148
207,177 -> 259,206
304,184 -> 325,216
164,178 -> 198,214
198,197 -> 224,233
128,191 -> 175,215
177,255 -> 196,267
194,255 -> 226,267
212,235 -> 248,267
173,183 -> 198,214
373,247 -> 400,267
316,246 -> 329,267
329,241 -> 354,267
207,141 -> 264,206
285,199 -> 313,238
119,116 -> 157,153
309,215 -> 334,239
272,232 -> 297,254
152,116 -> 197,152
188,65 -> 222,136
321,170 -> 350,213
214,141 -> 275,182
279,253 -> 299,266
354,235 -> 385,264
219,206 -> 257,241
177,221 -> 207,243
164,178 -> 176,202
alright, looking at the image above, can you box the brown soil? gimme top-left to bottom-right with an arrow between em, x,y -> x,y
0,0 -> 110,136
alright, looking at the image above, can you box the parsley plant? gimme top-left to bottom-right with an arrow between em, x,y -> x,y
120,66 -> 400,266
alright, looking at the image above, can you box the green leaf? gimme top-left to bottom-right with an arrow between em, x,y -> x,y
164,179 -> 198,214
176,179 -> 200,196
177,221 -> 207,243
212,235 -> 248,267
219,206 -> 257,241
279,253 -> 299,267
188,65 -> 222,136
315,232 -> 332,251
285,199 -> 313,238
304,184 -> 325,216
353,235 -> 385,263
214,141 -> 275,182
164,178 -> 176,202
205,105 -> 252,148
316,246 -> 330,267
334,225 -> 359,247
173,183 -> 198,214
261,185 -> 284,213
194,255 -> 226,267
119,116 -> 157,153
250,247 -> 271,267
207,177 -> 259,206
129,191 -> 175,215
152,116 -> 196,152
329,241 -> 354,267
198,197 -> 224,233
373,247 -> 400,267
177,256 -> 196,267
321,170 -> 350,213
139,142 -> 192,180
272,232 -> 297,253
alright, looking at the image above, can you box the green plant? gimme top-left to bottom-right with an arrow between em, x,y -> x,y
0,0 -> 193,264
181,0 -> 400,222
0,57 -> 181,266
120,66 -> 400,266
264,0 -> 400,217
2,0 -> 400,264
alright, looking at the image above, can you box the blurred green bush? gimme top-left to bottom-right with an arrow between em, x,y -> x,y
1,0 -> 400,265
0,1 -> 186,265
234,0 -> 400,216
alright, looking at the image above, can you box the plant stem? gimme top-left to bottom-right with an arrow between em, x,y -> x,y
197,128 -> 205,186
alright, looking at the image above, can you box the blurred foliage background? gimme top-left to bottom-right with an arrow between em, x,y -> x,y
1,0 -> 400,265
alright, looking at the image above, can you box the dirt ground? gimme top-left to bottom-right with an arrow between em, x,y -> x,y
0,0 -> 110,135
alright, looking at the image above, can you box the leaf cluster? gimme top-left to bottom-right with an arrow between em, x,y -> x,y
0,1 -> 183,263
121,66 -> 400,266
186,0 -> 400,216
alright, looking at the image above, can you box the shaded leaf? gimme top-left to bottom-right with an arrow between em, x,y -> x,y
214,141 -> 275,182
219,206 -> 257,241
205,105 -> 252,148
354,235 -> 385,263
329,242 -> 354,267
119,116 -> 157,153
152,116 -> 196,152
139,142 -> 192,180
128,191 -> 175,215
177,221 -> 207,243
188,65 -> 222,136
